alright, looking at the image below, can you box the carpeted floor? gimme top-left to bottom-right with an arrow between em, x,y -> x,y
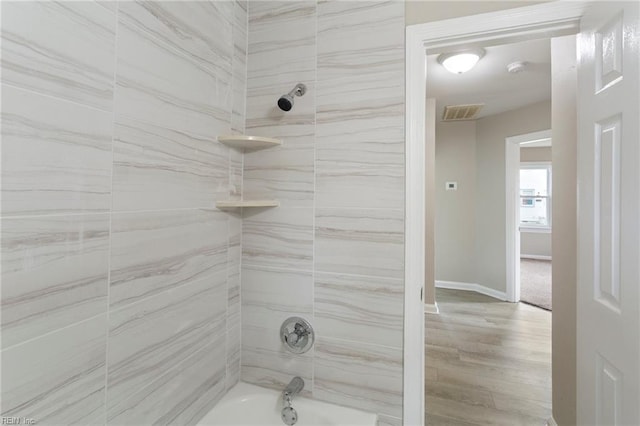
520,259 -> 552,311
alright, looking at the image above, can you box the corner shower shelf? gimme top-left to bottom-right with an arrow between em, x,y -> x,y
217,135 -> 282,151
216,199 -> 280,209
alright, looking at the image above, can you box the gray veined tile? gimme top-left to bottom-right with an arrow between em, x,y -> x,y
227,213 -> 242,327
115,12 -> 230,140
0,315 -> 107,425
242,265 -> 313,330
315,272 -> 403,348
316,0 -> 404,103
226,324 -> 241,391
1,85 -> 113,217
117,1 -> 233,77
107,337 -> 227,426
315,109 -> 404,209
1,1 -> 116,111
242,207 -> 313,271
229,149 -> 243,200
315,337 -> 403,419
241,324 -> 313,396
106,274 -> 226,421
243,130 -> 315,208
378,414 -> 403,426
231,0 -> 248,134
315,208 -> 404,279
246,1 -> 316,130
1,214 -> 109,349
110,209 -> 228,309
112,116 -> 229,211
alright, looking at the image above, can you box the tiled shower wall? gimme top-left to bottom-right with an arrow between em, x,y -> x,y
1,2 -> 247,424
241,2 -> 405,425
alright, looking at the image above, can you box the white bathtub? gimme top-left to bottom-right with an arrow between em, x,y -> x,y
197,382 -> 378,426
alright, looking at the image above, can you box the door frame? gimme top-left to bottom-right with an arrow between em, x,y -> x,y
505,129 -> 552,303
404,3 -> 587,424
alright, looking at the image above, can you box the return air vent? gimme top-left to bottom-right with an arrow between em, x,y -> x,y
442,103 -> 484,121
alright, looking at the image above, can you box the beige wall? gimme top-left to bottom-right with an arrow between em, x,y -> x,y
425,98 -> 437,305
405,1 -> 550,26
521,146 -> 552,258
551,34 -> 577,426
475,101 -> 551,292
435,120 -> 477,284
521,146 -> 552,162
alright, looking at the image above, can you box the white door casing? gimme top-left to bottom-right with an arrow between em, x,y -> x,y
577,2 -> 640,425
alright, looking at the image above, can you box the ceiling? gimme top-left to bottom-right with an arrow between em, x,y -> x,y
426,38 -> 551,121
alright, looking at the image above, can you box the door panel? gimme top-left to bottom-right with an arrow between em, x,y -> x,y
577,2 -> 639,424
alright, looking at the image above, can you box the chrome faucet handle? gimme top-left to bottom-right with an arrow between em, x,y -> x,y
281,317 -> 314,354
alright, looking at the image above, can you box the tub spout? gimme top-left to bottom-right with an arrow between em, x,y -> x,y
282,376 -> 304,405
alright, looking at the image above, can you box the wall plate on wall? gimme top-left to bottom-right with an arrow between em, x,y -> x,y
446,181 -> 458,191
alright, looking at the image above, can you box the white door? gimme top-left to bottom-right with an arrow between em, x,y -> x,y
577,1 -> 640,424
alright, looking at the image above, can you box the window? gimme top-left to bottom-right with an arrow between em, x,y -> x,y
520,163 -> 551,230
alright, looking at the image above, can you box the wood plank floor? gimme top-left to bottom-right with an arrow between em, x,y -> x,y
425,289 -> 552,426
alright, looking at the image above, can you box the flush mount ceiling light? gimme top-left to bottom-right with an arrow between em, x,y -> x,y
437,48 -> 486,74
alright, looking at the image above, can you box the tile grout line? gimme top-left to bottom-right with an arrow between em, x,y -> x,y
311,0 -> 318,399
237,0 -> 249,386
103,1 -> 121,423
0,82 -> 114,115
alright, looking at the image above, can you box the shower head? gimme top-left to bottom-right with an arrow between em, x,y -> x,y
277,83 -> 307,111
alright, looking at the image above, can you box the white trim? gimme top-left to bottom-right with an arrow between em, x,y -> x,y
436,280 -> 508,302
521,254 -> 553,261
403,23 -> 426,426
520,227 -> 552,234
506,135 -> 522,303
546,416 -> 558,426
405,3 -> 587,424
512,129 -> 552,145
424,302 -> 439,315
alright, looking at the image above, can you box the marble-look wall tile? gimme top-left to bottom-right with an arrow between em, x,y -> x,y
1,214 -> 109,349
107,274 -> 226,421
315,208 -> 404,279
242,207 -> 313,271
1,85 -> 113,217
107,338 -> 226,426
378,414 -> 403,426
240,266 -> 313,395
0,315 -> 107,424
241,324 -> 313,395
117,2 -> 232,77
243,130 -> 315,208
242,266 -> 313,330
110,209 -> 228,309
227,213 -> 242,327
1,1 -> 116,111
315,115 -> 404,209
315,337 -> 403,419
316,0 -> 404,209
112,116 -> 229,211
244,1 -> 316,208
315,272 -> 403,348
226,324 -> 241,391
231,0 -> 248,134
115,6 -> 230,140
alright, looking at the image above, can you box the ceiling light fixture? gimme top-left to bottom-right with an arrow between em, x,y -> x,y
437,48 -> 486,74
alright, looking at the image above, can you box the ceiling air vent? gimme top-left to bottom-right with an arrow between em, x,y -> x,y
442,103 -> 484,121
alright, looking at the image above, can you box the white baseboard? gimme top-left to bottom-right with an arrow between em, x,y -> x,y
424,302 -> 439,314
435,280 -> 508,301
521,254 -> 552,261
546,416 -> 558,426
